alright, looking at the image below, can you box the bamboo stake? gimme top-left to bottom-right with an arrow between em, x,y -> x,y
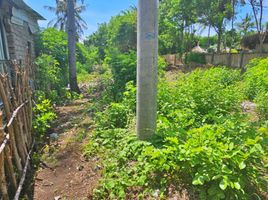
0,78 -> 27,166
2,75 -> 28,163
0,59 -> 34,199
0,135 -> 9,200
0,78 -> 22,171
7,101 -> 29,128
4,145 -> 17,190
13,141 -> 35,200
0,112 -> 18,190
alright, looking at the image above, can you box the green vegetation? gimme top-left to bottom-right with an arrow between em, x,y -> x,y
32,1 -> 268,199
83,59 -> 268,199
33,97 -> 57,138
184,52 -> 206,64
243,58 -> 268,121
34,28 -> 90,103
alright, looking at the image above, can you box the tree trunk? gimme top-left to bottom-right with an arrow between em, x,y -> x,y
217,30 -> 222,53
207,25 -> 211,49
259,37 -> 264,53
137,0 -> 158,140
67,0 -> 80,93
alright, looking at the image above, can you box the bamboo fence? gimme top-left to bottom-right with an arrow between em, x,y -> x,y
0,60 -> 33,200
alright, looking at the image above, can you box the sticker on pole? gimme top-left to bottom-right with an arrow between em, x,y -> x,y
145,32 -> 156,40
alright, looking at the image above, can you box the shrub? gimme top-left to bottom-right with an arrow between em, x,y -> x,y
33,98 -> 56,137
105,48 -> 137,100
255,92 -> 268,120
35,28 -> 68,86
76,43 -> 99,72
184,52 -> 206,64
95,81 -> 136,129
243,58 -> 268,100
85,67 -> 267,199
35,54 -> 61,92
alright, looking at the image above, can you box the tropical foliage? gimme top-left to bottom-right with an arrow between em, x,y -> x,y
45,0 -> 87,36
84,61 -> 268,199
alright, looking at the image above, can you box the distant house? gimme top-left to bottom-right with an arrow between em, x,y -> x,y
0,0 -> 45,71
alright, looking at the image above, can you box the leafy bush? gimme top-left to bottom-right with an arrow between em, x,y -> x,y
105,48 -> 137,100
76,43 -> 99,72
85,67 -> 267,199
35,28 -> 68,86
255,92 -> 268,120
243,58 -> 268,100
158,67 -> 243,133
35,54 -> 61,92
33,97 -> 57,137
184,52 -> 206,64
95,82 -> 136,129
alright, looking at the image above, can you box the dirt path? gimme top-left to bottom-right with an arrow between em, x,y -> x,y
33,98 -> 100,200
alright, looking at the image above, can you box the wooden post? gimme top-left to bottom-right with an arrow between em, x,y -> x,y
0,113 -> 9,200
0,76 -> 22,171
137,0 -> 159,140
240,51 -> 245,74
0,112 -> 17,193
211,52 -> 215,65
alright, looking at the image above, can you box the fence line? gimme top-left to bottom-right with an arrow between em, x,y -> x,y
204,52 -> 268,68
0,60 -> 33,200
163,52 -> 268,68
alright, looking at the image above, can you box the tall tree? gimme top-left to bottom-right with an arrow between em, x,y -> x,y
159,0 -> 197,54
236,13 -> 255,36
67,0 -> 80,93
197,0 -> 233,53
248,0 -> 267,52
45,0 -> 87,37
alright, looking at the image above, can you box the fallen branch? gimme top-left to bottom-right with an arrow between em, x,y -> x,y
13,140 -> 35,200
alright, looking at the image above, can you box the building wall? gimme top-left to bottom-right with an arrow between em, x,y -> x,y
5,19 -> 35,62
0,0 -> 39,64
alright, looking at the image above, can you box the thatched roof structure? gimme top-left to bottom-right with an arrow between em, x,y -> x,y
192,44 -> 207,53
241,32 -> 268,50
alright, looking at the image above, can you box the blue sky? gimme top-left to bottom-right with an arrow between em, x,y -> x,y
24,0 -> 267,38
24,0 -> 137,37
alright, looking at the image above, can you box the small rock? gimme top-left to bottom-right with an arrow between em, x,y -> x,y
153,189 -> 160,198
77,165 -> 84,171
43,181 -> 54,186
54,196 -> 61,200
50,133 -> 59,140
94,165 -> 102,171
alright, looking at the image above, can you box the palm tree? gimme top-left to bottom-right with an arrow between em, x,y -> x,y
236,14 -> 255,36
45,0 -> 87,37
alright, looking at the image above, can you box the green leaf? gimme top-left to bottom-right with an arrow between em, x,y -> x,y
192,175 -> 205,185
219,178 -> 228,190
229,142 -> 234,150
222,164 -> 232,174
212,175 -> 221,180
234,182 -> 241,190
239,162 -> 246,170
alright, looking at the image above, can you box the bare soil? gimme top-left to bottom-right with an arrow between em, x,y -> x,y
33,98 -> 100,200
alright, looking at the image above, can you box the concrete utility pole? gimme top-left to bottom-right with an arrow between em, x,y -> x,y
137,0 -> 159,140
67,0 -> 80,93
